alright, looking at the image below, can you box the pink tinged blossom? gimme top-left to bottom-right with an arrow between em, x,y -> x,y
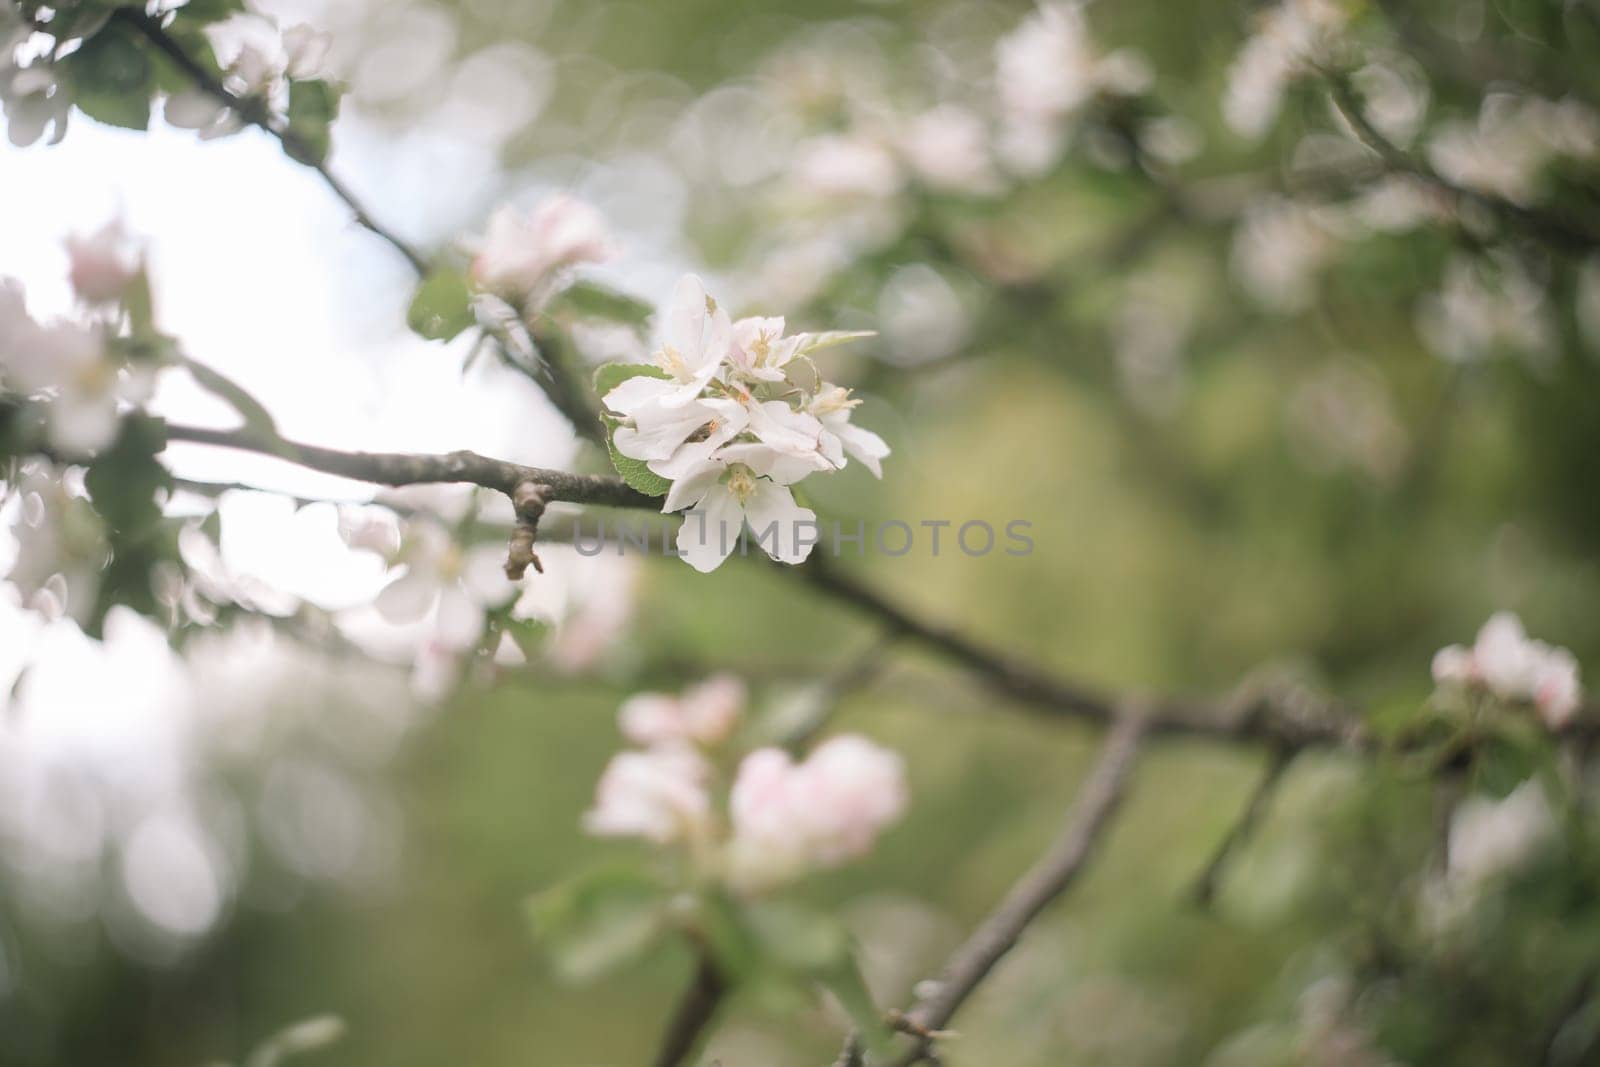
1431,612 -> 1584,729
619,674 -> 747,748
725,735 -> 908,893
469,195 -> 615,304
583,747 -> 712,845
64,220 -> 143,306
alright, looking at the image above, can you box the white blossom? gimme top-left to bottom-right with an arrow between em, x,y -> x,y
468,195 -> 615,305
1416,254 -> 1555,366
1429,93 -> 1600,206
1223,0 -> 1350,140
666,444 -> 822,573
600,274 -> 883,572
64,218 -> 143,306
583,746 -> 712,845
4,466 -> 106,623
725,735 -> 908,893
995,2 -> 1150,174
898,105 -> 1002,196
792,133 -> 903,200
1447,780 -> 1555,885
1231,197 -> 1337,312
0,278 -> 143,454
1431,611 -> 1583,730
619,674 -> 746,749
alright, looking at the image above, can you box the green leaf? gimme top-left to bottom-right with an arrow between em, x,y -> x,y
67,22 -> 155,131
83,415 -> 176,635
744,901 -> 892,1054
595,363 -> 673,498
605,442 -> 673,499
407,270 -> 475,342
180,356 -> 278,437
821,959 -> 895,1056
544,280 -> 655,330
284,79 -> 340,165
527,866 -> 671,984
797,330 -> 876,355
177,0 -> 248,21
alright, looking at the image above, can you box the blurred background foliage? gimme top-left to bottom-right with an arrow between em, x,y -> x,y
4,0 -> 1600,1064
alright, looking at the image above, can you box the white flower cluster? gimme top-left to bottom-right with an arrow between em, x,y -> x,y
994,1 -> 1153,175
166,17 -> 332,139
1431,612 -> 1583,731
469,195 -> 615,306
2,18 -> 63,148
1428,93 -> 1600,207
585,676 -> 908,895
0,222 -> 150,455
603,274 -> 889,573
1222,0 -> 1351,140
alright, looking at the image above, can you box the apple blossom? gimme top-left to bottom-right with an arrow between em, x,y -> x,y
583,746 -> 712,845
469,196 -> 615,306
600,274 -> 886,572
619,674 -> 746,749
65,219 -> 143,306
0,277 -> 146,454
899,105 -> 1003,196
666,446 -> 821,573
725,735 -> 908,893
1222,0 -> 1349,140
1431,612 -> 1583,730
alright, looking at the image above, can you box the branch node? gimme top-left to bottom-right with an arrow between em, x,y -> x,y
504,482 -> 550,581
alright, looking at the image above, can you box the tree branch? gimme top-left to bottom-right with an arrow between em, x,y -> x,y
162,421 -> 656,510
1187,745 -> 1297,908
798,555 -> 1369,751
650,951 -> 726,1067
881,710 -> 1149,1065
111,7 -> 429,275
1324,72 -> 1600,256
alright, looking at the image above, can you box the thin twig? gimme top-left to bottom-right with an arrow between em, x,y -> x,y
111,7 -> 429,275
503,481 -> 549,579
1187,746 -> 1297,908
162,421 -> 655,509
1324,72 -> 1600,256
651,951 -> 726,1067
878,710 -> 1148,1065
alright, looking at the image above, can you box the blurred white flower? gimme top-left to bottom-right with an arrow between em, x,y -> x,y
354,517 -> 515,696
0,278 -> 143,454
792,133 -> 903,200
1431,611 -> 1583,729
1416,254 -> 1555,366
64,218 -> 143,306
1429,93 -> 1600,206
725,735 -> 907,893
282,24 -> 333,81
995,2 -> 1150,174
1447,780 -> 1555,885
468,195 -> 615,305
899,105 -> 1002,195
1223,0 -> 1349,140
4,466 -> 106,624
1231,197 -> 1337,312
619,674 -> 746,749
583,747 -> 712,845
2,62 -> 71,148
